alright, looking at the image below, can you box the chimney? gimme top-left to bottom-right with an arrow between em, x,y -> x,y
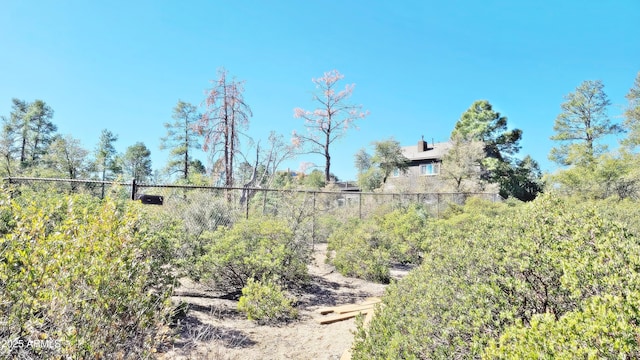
418,135 -> 428,152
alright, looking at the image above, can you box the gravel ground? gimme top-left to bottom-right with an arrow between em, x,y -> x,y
157,243 -> 390,360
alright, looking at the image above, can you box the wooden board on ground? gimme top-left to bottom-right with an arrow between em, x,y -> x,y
336,301 -> 379,360
316,297 -> 381,325
317,297 -> 381,315
319,303 -> 377,315
363,307 -> 375,328
317,308 -> 372,325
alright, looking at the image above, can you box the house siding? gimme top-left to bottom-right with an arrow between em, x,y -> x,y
384,141 -> 451,192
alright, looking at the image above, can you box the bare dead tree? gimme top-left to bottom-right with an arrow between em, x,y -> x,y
197,68 -> 252,200
293,70 -> 368,182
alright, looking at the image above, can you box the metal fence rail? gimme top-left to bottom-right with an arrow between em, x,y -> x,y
3,176 -> 501,214
2,176 -> 503,246
2,176 -> 502,221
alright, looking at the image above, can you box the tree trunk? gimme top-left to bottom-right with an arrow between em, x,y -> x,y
184,118 -> 189,180
20,136 -> 27,164
230,112 -> 235,187
31,135 -> 40,162
223,89 -> 232,203
101,165 -> 106,199
184,149 -> 189,180
324,131 -> 331,182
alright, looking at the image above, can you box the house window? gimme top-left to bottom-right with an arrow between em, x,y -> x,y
392,168 -> 400,177
420,163 -> 440,175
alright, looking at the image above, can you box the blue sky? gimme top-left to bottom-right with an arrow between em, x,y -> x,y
1,1 -> 639,181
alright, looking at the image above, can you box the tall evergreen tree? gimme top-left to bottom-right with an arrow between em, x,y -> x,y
550,80 -> 622,166
123,142 -> 152,183
623,72 -> 640,149
2,99 -> 29,165
44,134 -> 89,188
27,100 -> 57,164
0,121 -> 17,176
94,129 -> 120,197
450,100 -> 540,200
451,100 -> 522,162
1,98 -> 57,169
161,100 -> 201,181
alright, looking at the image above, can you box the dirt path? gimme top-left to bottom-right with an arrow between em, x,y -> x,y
158,243 -> 388,360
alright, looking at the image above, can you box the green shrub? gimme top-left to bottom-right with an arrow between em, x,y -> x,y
439,201 -> 464,219
237,278 -> 298,324
157,191 -> 240,279
197,217 -> 309,292
0,191 -> 175,358
313,213 -> 344,244
352,213 -> 504,359
377,204 -> 429,264
484,293 -> 640,359
327,219 -> 391,283
0,195 -> 14,236
591,197 -> 640,237
326,204 -> 430,283
351,195 -> 640,359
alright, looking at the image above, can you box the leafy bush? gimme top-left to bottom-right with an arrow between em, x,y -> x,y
439,196 -> 511,220
352,213 -> 504,359
197,217 -> 309,292
327,219 -> 391,283
237,278 -> 298,324
175,191 -> 239,235
377,204 -> 429,264
351,195 -> 640,359
0,197 -> 13,236
313,213 -> 344,244
155,191 -> 240,278
327,204 -> 430,283
484,292 -> 640,359
591,197 -> 640,237
546,152 -> 640,200
0,190 -> 175,358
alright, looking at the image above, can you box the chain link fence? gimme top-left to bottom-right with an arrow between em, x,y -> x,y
2,177 -> 503,243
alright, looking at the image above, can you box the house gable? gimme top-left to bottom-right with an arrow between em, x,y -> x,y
386,139 -> 452,191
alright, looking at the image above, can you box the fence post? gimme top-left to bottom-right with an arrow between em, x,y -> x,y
358,192 -> 363,219
246,190 -> 250,219
312,191 -> 317,250
130,179 -> 137,200
262,189 -> 267,215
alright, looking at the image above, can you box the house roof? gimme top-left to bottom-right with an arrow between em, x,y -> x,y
401,141 -> 452,161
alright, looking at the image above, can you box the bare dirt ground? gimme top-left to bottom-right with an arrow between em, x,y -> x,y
157,243 -> 395,360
